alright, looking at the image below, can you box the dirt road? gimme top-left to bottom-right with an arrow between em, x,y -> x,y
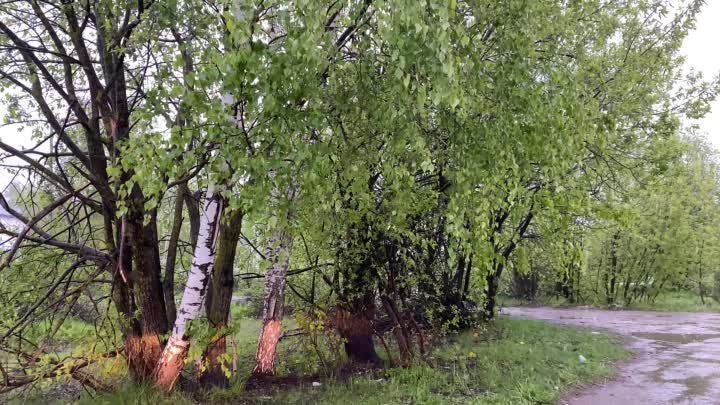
502,307 -> 720,405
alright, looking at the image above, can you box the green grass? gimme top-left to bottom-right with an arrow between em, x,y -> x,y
73,385 -> 191,405
625,291 -> 720,312
501,291 -> 720,313
496,296 -> 530,308
497,295 -> 574,309
69,317 -> 627,405
24,318 -> 97,346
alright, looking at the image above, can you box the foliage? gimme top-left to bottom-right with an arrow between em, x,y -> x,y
293,310 -> 347,376
0,0 -> 718,399
505,136 -> 720,309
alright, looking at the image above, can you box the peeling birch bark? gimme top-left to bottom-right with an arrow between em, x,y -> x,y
153,188 -> 223,391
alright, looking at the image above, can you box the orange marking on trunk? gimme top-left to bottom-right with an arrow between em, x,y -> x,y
253,319 -> 283,376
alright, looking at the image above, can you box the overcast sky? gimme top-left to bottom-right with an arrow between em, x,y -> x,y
1,3 -> 720,191
683,0 -> 720,144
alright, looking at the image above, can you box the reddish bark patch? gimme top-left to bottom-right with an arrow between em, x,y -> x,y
198,334 -> 228,387
253,319 -> 283,377
125,334 -> 163,382
330,310 -> 381,366
153,336 -> 190,392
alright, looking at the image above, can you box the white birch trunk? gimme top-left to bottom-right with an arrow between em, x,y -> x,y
153,188 -> 223,391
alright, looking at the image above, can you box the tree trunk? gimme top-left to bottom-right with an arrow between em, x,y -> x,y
511,269 -> 538,300
484,268 -> 500,319
184,188 -> 201,250
462,256 -> 473,300
153,190 -> 223,392
109,265 -> 148,381
485,208 -> 533,319
111,240 -> 164,382
252,226 -> 294,377
333,293 -> 381,366
337,310 -> 381,365
163,185 -> 186,327
697,239 -> 705,304
129,209 -> 168,372
199,209 -> 243,386
344,331 -> 380,364
606,232 -> 619,305
380,295 -> 413,365
161,183 -> 199,328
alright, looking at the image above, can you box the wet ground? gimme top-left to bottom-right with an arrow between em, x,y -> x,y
502,307 -> 720,405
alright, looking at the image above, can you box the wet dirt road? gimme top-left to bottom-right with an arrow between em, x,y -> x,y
502,307 -> 720,405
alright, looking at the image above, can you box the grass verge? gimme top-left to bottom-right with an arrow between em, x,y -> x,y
69,317 -> 627,405
625,292 -> 720,312
501,291 -> 720,313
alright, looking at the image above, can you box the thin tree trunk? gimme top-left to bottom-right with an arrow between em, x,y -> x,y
484,266 -> 501,319
607,232 -> 619,305
251,180 -> 297,378
252,225 -> 294,377
380,295 -> 413,365
200,209 -> 243,386
485,208 -> 533,319
160,183 -> 198,328
163,186 -> 186,326
162,30 -> 197,327
153,189 -> 223,392
697,239 -> 705,304
184,188 -> 201,250
462,256 -> 473,300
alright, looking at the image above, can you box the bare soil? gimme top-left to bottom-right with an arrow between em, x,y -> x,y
503,307 -> 720,405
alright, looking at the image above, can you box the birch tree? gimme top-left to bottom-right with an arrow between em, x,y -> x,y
153,188 -> 223,391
